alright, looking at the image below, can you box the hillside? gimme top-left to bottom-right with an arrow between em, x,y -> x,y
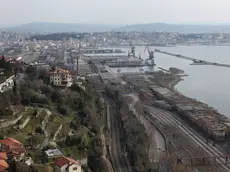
116,23 -> 230,33
7,22 -> 121,33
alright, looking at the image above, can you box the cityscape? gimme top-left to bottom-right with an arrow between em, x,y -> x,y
1,1 -> 230,172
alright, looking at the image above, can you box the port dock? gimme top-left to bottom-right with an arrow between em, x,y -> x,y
80,48 -> 125,54
155,49 -> 230,68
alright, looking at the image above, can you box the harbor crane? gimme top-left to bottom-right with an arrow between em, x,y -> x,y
144,46 -> 155,60
128,41 -> 136,57
144,46 -> 155,65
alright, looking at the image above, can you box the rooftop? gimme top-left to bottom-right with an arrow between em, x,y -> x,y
44,149 -> 63,157
0,153 -> 7,161
51,68 -> 71,75
55,157 -> 81,167
0,138 -> 23,147
224,122 -> 230,128
0,160 -> 8,169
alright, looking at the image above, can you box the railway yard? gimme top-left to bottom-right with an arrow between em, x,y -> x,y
121,71 -> 230,172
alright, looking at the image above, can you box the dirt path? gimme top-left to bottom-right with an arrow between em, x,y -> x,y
40,109 -> 51,149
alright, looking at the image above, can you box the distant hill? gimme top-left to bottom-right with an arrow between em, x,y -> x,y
7,22 -> 122,33
116,23 -> 230,33
3,22 -> 230,33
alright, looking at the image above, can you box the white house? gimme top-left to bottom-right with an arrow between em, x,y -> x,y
55,157 -> 82,172
50,68 -> 73,87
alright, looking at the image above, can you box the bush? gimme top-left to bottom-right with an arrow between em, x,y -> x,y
65,135 -> 81,147
57,105 -> 68,116
71,83 -> 83,92
35,126 -> 44,134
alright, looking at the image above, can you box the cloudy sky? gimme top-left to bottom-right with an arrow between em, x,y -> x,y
0,0 -> 229,25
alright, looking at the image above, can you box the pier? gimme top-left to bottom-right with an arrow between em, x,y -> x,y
155,49 -> 230,68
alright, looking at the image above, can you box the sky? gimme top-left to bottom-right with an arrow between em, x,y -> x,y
0,0 -> 229,25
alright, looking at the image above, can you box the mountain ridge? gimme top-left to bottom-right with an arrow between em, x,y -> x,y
5,22 -> 122,33
115,23 -> 230,33
2,22 -> 230,33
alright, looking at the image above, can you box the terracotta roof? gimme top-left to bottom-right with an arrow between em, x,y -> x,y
51,68 -> 71,75
0,160 -> 8,169
55,157 -> 80,167
10,147 -> 26,154
0,153 -> 7,161
8,138 -> 23,145
0,138 -> 23,147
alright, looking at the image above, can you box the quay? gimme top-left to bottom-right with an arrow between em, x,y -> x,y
86,54 -> 154,68
80,48 -> 125,54
155,49 -> 230,68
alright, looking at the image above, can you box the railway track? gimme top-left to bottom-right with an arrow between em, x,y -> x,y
109,101 -> 132,172
145,106 -> 230,172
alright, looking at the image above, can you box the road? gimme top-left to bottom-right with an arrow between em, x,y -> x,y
145,106 -> 230,172
108,100 -> 132,172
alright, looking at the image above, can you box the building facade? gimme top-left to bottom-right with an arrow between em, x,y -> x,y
55,157 -> 82,172
50,68 -> 72,87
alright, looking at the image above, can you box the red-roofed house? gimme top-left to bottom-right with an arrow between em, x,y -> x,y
0,160 -> 8,172
0,138 -> 26,157
0,153 -> 7,161
55,157 -> 82,172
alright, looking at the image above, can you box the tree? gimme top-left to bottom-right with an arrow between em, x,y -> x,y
20,89 -> 34,105
11,91 -> 21,105
70,83 -> 82,92
65,135 -> 81,147
51,90 -> 63,103
30,134 -> 43,147
37,67 -> 48,79
32,108 -> 38,117
25,66 -> 37,80
13,80 -> 17,93
80,133 -> 90,149
40,85 -> 53,97
57,105 -> 68,116
0,56 -> 6,69
35,126 -> 44,134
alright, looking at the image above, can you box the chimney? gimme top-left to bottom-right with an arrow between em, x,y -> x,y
76,56 -> 79,75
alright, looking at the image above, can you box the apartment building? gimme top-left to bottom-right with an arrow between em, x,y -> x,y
50,68 -> 72,87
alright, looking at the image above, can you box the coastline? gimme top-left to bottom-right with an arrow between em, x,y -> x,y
170,75 -> 225,117
150,75 -> 229,141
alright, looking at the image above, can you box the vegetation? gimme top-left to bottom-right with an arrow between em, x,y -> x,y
0,56 -> 13,77
106,85 -> 151,172
0,66 -> 107,172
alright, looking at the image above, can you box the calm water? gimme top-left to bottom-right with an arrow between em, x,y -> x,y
112,46 -> 230,117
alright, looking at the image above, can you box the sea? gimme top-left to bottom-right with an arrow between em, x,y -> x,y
110,46 -> 230,118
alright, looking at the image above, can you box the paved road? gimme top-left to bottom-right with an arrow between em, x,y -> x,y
108,100 -> 132,172
145,106 -> 230,172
